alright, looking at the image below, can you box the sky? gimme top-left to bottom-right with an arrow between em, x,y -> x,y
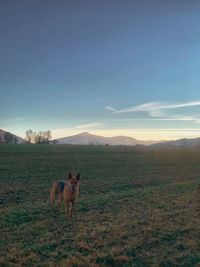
1,0 -> 200,140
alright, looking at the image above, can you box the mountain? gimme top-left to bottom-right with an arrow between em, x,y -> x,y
54,132 -> 158,146
152,137 -> 200,148
0,129 -> 26,144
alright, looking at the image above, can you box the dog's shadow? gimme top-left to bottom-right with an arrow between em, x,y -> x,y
50,204 -> 76,232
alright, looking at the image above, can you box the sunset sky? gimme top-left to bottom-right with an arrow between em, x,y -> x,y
1,1 -> 200,140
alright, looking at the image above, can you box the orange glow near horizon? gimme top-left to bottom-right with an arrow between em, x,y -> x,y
13,128 -> 200,141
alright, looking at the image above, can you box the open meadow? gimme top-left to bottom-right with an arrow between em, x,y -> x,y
1,144 -> 200,267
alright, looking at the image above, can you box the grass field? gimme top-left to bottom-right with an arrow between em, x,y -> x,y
1,144 -> 200,266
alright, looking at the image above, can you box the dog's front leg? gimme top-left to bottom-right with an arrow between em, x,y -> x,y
68,202 -> 74,218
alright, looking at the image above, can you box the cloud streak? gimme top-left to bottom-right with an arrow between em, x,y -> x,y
73,122 -> 104,129
106,101 -> 200,114
106,101 -> 200,123
0,117 -> 26,124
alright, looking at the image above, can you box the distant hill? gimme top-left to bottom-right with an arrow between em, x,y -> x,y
54,132 -> 158,146
152,137 -> 200,148
0,129 -> 26,144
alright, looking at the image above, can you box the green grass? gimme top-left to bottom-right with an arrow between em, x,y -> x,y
1,144 -> 200,266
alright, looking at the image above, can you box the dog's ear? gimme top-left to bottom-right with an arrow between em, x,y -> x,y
76,173 -> 80,181
68,172 -> 72,179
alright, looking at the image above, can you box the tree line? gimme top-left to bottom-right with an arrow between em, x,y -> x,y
0,129 -> 52,144
25,129 -> 52,144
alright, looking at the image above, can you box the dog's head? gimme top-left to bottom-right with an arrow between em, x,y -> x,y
68,172 -> 80,190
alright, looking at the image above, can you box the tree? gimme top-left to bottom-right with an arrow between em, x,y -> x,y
25,129 -> 33,143
34,133 -> 41,144
42,130 -> 51,144
4,132 -> 14,143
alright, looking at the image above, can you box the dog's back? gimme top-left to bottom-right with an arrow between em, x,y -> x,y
52,180 -> 66,193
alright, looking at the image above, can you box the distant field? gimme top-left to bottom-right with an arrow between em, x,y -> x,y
1,144 -> 200,266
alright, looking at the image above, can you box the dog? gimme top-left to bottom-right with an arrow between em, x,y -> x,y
50,172 -> 80,218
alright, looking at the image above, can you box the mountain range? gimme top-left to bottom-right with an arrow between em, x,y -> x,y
54,132 -> 158,146
54,132 -> 200,147
152,137 -> 200,148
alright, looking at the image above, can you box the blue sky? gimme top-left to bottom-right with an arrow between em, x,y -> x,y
1,0 -> 200,140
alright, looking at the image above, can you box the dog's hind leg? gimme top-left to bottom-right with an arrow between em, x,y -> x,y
50,190 -> 56,206
57,193 -> 62,208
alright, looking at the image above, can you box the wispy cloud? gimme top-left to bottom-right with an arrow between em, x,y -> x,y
105,106 -> 117,112
73,122 -> 104,129
106,101 -> 200,123
0,117 -> 26,123
106,101 -> 200,114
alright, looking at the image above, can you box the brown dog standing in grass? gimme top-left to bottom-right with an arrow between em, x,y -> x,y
50,172 -> 80,218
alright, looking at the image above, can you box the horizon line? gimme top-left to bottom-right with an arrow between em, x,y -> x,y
2,128 -> 200,142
